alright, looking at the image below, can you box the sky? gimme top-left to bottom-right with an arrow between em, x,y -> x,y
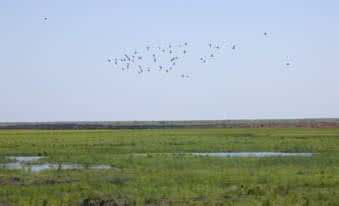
0,0 -> 338,122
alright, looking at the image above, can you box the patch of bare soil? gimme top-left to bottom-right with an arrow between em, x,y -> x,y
32,178 -> 79,185
144,198 -> 171,206
82,198 -> 135,206
0,177 -> 22,185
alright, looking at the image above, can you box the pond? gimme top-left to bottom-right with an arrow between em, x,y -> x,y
0,156 -> 114,173
191,152 -> 313,157
0,152 -> 313,172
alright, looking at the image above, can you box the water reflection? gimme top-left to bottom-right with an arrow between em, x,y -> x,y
0,156 -> 113,172
191,152 -> 313,157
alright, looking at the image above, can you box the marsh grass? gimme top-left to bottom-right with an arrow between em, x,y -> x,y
0,128 -> 339,205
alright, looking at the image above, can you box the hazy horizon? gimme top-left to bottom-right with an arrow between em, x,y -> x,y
1,1 -> 338,122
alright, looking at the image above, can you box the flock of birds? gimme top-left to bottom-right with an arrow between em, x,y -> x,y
43,17 -> 292,78
106,33 -> 292,79
106,41 -> 232,78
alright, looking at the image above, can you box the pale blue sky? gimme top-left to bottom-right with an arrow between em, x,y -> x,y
0,0 -> 338,122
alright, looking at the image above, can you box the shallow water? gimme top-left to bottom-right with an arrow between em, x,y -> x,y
0,163 -> 85,172
191,152 -> 313,157
133,152 -> 313,158
0,156 -> 113,172
0,153 -> 313,172
7,156 -> 44,163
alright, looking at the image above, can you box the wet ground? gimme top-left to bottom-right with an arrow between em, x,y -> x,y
191,152 -> 313,157
134,152 -> 314,158
0,156 -> 113,172
0,152 -> 313,173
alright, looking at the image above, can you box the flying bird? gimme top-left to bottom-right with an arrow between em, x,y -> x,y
200,57 -> 206,63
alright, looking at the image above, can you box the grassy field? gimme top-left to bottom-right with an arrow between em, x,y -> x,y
0,128 -> 339,205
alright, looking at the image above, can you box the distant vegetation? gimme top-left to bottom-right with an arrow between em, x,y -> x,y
0,118 -> 338,130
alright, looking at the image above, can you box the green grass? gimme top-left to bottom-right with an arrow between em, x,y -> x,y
0,128 -> 339,205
